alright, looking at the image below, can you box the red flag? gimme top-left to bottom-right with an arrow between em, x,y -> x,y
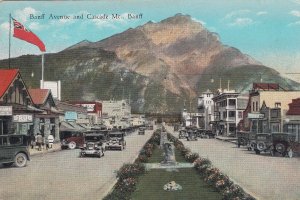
12,18 -> 46,52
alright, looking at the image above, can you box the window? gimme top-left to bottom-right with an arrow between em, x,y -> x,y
252,102 -> 255,112
271,109 -> 279,118
9,136 -> 22,145
229,99 -> 236,106
229,111 -> 235,117
271,123 -> 280,132
275,102 -> 281,108
223,112 -> 227,119
256,102 -> 258,111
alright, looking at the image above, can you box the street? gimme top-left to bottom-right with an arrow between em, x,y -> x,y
167,126 -> 300,200
0,130 -> 153,200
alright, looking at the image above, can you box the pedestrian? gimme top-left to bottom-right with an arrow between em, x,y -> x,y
47,134 -> 54,149
36,133 -> 43,151
30,134 -> 35,149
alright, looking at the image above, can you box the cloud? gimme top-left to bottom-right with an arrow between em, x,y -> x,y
224,10 -> 250,20
14,7 -> 40,22
28,22 -> 42,30
229,18 -> 254,27
288,20 -> 300,26
257,11 -> 268,16
290,10 -> 300,17
0,22 -> 9,32
292,0 -> 300,4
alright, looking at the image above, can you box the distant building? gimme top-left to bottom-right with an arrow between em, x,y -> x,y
68,101 -> 102,124
240,83 -> 300,133
284,98 -> 300,141
198,90 -> 214,129
102,100 -> 131,129
212,89 -> 248,136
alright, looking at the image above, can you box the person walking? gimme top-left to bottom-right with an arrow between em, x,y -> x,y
36,133 -> 43,151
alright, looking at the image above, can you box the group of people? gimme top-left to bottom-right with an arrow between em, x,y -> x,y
30,133 -> 54,151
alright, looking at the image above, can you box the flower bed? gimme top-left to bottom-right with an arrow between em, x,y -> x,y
167,132 -> 256,200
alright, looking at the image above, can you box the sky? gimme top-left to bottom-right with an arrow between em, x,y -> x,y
1,0 -> 300,80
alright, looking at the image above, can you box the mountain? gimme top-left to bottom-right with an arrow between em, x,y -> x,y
1,14 -> 299,114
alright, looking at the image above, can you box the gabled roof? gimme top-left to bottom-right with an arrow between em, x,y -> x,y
0,69 -> 19,98
28,89 -> 51,106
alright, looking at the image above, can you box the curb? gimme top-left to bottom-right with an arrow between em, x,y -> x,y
30,147 -> 62,156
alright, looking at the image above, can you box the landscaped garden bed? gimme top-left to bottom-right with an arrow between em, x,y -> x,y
104,129 -> 256,200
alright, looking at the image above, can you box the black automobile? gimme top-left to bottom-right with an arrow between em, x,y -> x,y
80,134 -> 106,158
237,131 -> 250,148
186,129 -> 198,141
199,129 -> 215,139
254,133 -> 273,155
106,132 -> 126,150
0,134 -> 30,167
138,127 -> 146,135
271,132 -> 296,157
178,129 -> 187,139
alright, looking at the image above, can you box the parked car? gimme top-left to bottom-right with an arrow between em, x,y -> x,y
237,131 -> 250,148
247,132 -> 257,151
60,130 -> 85,150
80,134 -> 105,158
178,129 -> 187,139
106,132 -> 126,150
199,129 -> 215,139
187,130 -> 198,141
254,133 -> 273,155
138,127 -> 146,135
288,137 -> 300,158
271,132 -> 296,157
0,134 -> 30,168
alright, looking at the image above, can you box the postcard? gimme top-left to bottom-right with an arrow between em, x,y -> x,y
0,1 -> 299,200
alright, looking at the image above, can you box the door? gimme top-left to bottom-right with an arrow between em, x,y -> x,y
0,137 -> 13,163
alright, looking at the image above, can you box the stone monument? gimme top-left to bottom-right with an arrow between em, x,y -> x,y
161,141 -> 176,165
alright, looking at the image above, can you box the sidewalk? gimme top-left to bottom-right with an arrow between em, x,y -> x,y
29,142 -> 62,156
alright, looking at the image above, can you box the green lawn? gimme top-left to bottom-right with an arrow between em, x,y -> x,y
147,147 -> 187,163
131,168 -> 222,200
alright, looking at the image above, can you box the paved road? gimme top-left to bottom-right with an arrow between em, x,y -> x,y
0,130 -> 153,200
167,126 -> 300,200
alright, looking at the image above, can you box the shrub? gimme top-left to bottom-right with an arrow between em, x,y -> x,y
135,154 -> 148,163
184,152 -> 199,163
117,163 -> 145,180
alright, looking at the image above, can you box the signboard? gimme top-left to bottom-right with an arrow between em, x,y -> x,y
248,113 -> 264,119
13,114 -> 33,123
0,106 -> 12,116
76,103 -> 95,112
65,111 -> 78,121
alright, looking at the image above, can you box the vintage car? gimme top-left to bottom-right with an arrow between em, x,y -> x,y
199,129 -> 215,139
186,129 -> 198,141
254,133 -> 273,155
271,132 -> 296,157
106,132 -> 126,150
80,134 -> 105,158
237,131 -> 250,148
138,127 -> 146,135
178,129 -> 188,139
60,130 -> 85,150
0,134 -> 30,168
247,132 -> 257,151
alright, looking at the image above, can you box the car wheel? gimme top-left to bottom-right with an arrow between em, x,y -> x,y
275,143 -> 286,154
288,148 -> 293,158
3,162 -> 14,167
256,142 -> 266,151
68,141 -> 76,150
255,149 -> 261,155
14,153 -> 27,167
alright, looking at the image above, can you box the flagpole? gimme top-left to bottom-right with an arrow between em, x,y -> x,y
8,13 -> 11,69
41,53 -> 44,89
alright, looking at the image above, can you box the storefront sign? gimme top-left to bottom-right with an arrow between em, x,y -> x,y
77,103 -> 95,112
0,106 -> 12,116
248,113 -> 264,119
13,114 -> 33,122
65,111 -> 78,121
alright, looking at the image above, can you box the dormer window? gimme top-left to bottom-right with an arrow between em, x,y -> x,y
275,102 -> 281,108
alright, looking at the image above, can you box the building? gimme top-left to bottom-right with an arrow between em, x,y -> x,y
68,101 -> 102,125
102,100 -> 131,129
212,89 -> 248,136
28,89 -> 61,141
284,98 -> 300,141
0,69 -> 41,135
240,83 -> 300,133
198,90 -> 214,129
